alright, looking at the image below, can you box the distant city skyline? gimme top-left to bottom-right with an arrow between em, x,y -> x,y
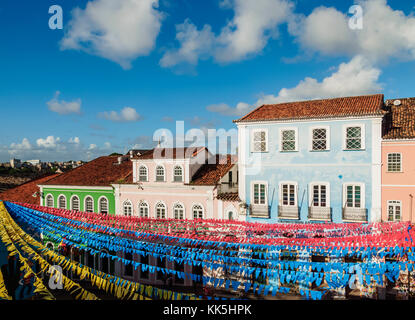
1,0 -> 415,162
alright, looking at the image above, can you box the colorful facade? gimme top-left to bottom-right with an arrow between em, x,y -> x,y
381,98 -> 415,223
235,94 -> 385,224
112,148 -> 240,221
38,155 -> 133,215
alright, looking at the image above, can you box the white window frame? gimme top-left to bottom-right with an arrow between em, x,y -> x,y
98,196 -> 109,214
173,165 -> 183,182
70,195 -> 80,211
309,182 -> 330,208
84,196 -> 94,213
387,200 -> 402,222
155,201 -> 167,219
251,181 -> 268,206
309,126 -> 330,151
123,200 -> 133,217
58,194 -> 67,209
251,129 -> 268,153
155,164 -> 166,182
279,182 -> 298,207
343,183 -> 365,209
387,153 -> 403,173
279,127 -> 299,152
138,201 -> 149,218
343,124 -> 365,151
138,165 -> 148,182
46,194 -> 54,207
173,202 -> 185,219
192,203 -> 204,219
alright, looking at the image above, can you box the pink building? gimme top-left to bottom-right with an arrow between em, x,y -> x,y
111,147 -> 241,286
382,98 -> 415,222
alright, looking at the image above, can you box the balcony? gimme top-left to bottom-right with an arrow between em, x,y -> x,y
278,206 -> 300,220
342,207 -> 367,222
308,206 -> 332,222
249,205 -> 270,219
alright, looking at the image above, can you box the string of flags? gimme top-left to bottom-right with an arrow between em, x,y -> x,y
2,201 -> 415,300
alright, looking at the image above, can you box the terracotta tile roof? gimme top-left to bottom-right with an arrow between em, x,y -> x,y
234,94 -> 385,123
134,147 -> 207,160
216,192 -> 240,202
190,155 -> 237,186
40,156 -> 132,187
0,173 -> 61,204
383,98 -> 415,140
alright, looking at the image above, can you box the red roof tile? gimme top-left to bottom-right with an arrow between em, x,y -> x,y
234,94 -> 385,123
383,98 -> 415,140
0,174 -> 61,204
134,147 -> 207,160
216,192 -> 240,202
190,155 -> 237,186
40,156 -> 132,187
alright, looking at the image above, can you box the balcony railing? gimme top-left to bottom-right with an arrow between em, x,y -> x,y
308,206 -> 331,221
249,205 -> 270,218
342,207 -> 367,222
278,206 -> 300,220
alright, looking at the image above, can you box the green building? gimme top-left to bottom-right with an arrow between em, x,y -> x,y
38,155 -> 133,215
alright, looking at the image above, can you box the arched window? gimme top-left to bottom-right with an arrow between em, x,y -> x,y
156,202 -> 166,219
71,196 -> 80,211
173,203 -> 184,219
138,165 -> 148,182
85,196 -> 94,213
46,194 -> 54,207
45,242 -> 55,251
228,211 -> 234,220
99,197 -> 109,215
123,200 -> 133,217
156,165 -> 165,182
58,195 -> 67,209
192,204 -> 204,219
139,202 -> 149,218
173,165 -> 183,182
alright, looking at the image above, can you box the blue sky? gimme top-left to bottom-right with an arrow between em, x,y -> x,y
0,0 -> 415,162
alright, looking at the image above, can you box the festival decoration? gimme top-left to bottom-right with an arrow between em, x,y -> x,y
3,201 -> 415,300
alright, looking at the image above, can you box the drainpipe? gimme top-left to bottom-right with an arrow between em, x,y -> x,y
410,194 -> 413,224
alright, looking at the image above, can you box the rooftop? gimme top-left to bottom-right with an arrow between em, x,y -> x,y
234,94 -> 385,123
190,154 -> 237,186
0,173 -> 61,204
40,156 -> 132,187
133,147 -> 207,160
383,98 -> 415,140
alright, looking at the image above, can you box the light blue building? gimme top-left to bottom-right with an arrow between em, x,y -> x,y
235,94 -> 385,224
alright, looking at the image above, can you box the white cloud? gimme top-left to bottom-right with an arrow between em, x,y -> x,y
68,137 -> 81,144
47,91 -> 82,115
207,56 -> 382,115
160,19 -> 215,68
2,136 -> 115,162
215,0 -> 294,62
160,0 -> 294,67
99,107 -> 141,122
36,136 -> 62,149
10,138 -> 32,151
262,56 -> 382,103
291,0 -> 415,62
206,102 -> 252,117
61,0 -> 163,69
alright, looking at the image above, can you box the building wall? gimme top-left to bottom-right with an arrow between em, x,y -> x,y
238,117 -> 382,223
382,140 -> 415,222
115,183 -> 219,219
41,187 -> 116,215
